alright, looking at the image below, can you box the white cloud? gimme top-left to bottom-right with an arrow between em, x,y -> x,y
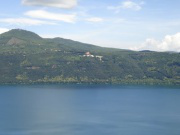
0,18 -> 56,26
25,10 -> 76,23
122,1 -> 143,10
86,17 -> 104,22
131,33 -> 180,52
0,28 -> 9,34
22,0 -> 77,9
108,0 -> 144,13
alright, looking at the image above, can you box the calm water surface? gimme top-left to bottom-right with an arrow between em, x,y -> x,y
0,84 -> 180,135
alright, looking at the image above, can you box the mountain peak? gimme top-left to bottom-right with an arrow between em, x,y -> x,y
1,29 -> 42,41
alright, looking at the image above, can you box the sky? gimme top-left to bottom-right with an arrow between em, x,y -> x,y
0,0 -> 180,52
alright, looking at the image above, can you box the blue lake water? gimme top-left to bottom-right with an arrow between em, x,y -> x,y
0,84 -> 180,135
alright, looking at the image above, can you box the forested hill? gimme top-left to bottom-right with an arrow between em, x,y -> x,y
0,29 -> 179,85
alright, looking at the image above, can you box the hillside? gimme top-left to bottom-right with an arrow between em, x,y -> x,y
0,29 -> 179,85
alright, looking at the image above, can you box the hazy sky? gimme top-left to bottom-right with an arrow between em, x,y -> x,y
0,0 -> 180,51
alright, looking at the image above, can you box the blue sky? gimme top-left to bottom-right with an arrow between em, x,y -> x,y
0,0 -> 180,51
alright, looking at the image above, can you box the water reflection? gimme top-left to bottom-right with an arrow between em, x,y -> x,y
0,85 -> 180,135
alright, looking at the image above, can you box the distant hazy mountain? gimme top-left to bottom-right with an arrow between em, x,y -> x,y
0,29 -> 179,85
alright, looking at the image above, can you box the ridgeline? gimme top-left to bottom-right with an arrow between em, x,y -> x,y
0,29 -> 179,85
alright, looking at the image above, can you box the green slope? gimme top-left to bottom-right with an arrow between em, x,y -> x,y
0,29 -> 179,85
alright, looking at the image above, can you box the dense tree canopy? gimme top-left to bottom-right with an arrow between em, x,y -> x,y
0,29 -> 179,85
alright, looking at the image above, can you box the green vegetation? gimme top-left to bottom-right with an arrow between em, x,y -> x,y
0,29 -> 179,85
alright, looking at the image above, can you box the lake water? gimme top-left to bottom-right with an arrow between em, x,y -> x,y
0,84 -> 180,135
